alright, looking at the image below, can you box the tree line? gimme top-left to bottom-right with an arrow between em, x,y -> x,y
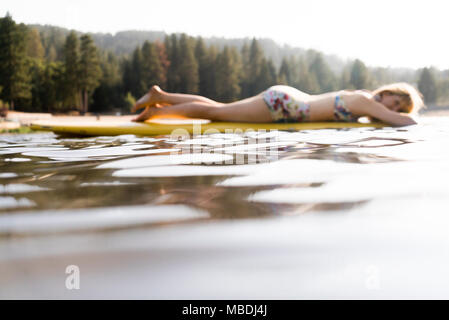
0,13 -> 447,114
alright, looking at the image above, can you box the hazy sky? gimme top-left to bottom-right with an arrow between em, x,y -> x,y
2,0 -> 448,69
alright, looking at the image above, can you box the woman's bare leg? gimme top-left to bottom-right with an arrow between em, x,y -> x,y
132,95 -> 272,123
132,85 -> 223,113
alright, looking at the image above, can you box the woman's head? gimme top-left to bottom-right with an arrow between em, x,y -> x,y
372,82 -> 425,114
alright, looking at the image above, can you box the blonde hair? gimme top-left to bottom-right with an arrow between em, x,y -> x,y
372,82 -> 425,114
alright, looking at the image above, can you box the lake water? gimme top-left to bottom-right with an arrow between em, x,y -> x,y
1,116 -> 449,299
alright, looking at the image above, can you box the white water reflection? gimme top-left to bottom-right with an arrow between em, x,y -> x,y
0,184 -> 49,194
113,164 -> 261,177
0,196 -> 35,209
0,204 -> 208,234
22,144 -> 156,161
98,153 -> 234,169
0,173 -> 18,178
4,158 -> 31,162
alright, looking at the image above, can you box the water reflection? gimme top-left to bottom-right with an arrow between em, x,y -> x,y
4,117 -> 449,298
0,117 -> 448,233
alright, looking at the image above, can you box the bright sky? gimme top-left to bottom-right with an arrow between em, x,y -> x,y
2,0 -> 448,70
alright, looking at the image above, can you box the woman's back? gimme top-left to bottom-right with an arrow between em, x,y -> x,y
263,85 -> 371,122
308,89 -> 372,122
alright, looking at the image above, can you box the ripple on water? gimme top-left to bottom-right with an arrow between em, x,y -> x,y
0,173 -> 18,179
98,153 -> 234,169
4,158 -> 31,162
0,204 -> 209,235
112,164 -> 263,178
248,160 -> 449,204
218,159 -> 360,186
0,196 -> 35,209
21,144 -> 163,161
0,184 -> 49,194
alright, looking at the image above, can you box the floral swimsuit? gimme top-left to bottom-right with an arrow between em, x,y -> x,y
333,95 -> 358,122
263,86 -> 358,123
263,87 -> 310,123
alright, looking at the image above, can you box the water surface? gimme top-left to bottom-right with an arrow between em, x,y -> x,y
1,117 -> 449,298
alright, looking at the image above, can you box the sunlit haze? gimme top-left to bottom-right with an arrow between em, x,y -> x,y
2,0 -> 449,69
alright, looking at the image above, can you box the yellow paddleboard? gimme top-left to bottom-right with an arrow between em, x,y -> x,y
30,119 -> 387,136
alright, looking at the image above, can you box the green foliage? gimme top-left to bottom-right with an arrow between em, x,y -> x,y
255,58 -> 277,93
63,31 -> 80,109
0,15 -> 32,109
27,28 -> 45,59
155,41 -> 169,89
418,67 -> 437,104
436,78 -> 449,105
0,125 -> 34,134
5,17 -> 449,115
177,34 -> 199,94
308,52 -> 337,93
141,41 -> 164,90
241,38 -> 265,96
350,59 -> 370,89
278,58 -> 291,85
195,37 -> 211,98
79,34 -> 102,113
80,35 -> 102,91
166,34 -> 180,92
91,52 -> 123,112
0,98 -> 10,110
215,46 -> 241,102
370,67 -> 394,89
124,92 -> 136,112
291,56 -> 319,94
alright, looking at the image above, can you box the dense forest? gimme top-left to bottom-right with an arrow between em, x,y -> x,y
0,13 -> 447,115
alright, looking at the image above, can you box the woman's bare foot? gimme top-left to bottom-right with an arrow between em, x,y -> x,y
131,85 -> 163,113
132,104 -> 163,122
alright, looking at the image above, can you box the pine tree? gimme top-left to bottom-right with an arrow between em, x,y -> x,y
43,62 -> 65,112
370,67 -> 393,89
155,41 -> 169,89
121,58 -> 134,99
79,34 -> 102,113
0,14 -> 32,110
63,31 -> 80,109
92,52 -> 123,113
339,64 -> 352,90
278,57 -> 291,85
141,41 -> 164,91
131,46 -> 145,98
215,46 -> 241,102
239,42 -> 251,97
195,37 -> 209,97
255,58 -> 277,93
350,59 -> 369,89
29,59 -> 45,112
178,34 -> 199,93
247,38 -> 264,96
166,34 -> 180,92
47,45 -> 57,62
418,67 -> 437,104
308,53 -> 336,93
297,57 -> 319,94
27,28 -> 45,59
203,45 -> 219,100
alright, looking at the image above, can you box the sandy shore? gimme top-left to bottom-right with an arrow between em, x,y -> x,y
3,111 -> 136,126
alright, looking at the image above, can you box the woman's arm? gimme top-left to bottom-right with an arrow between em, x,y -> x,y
356,96 -> 418,126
